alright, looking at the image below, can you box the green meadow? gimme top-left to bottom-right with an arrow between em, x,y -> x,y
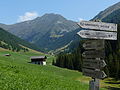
0,48 -> 119,90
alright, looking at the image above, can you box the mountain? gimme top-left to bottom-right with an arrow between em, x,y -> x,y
0,13 -> 79,51
62,2 -> 120,53
66,2 -> 120,53
92,2 -> 120,23
0,27 -> 41,52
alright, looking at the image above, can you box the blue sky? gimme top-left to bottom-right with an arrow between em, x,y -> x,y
0,0 -> 120,24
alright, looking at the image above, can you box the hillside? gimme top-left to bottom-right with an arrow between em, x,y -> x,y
92,2 -> 120,23
0,28 -> 41,52
0,48 -> 88,90
0,13 -> 79,51
1,48 -> 113,90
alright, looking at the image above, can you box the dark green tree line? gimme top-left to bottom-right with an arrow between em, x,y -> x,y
53,42 -> 84,72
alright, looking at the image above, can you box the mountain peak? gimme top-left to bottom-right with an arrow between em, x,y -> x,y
35,13 -> 67,22
42,13 -> 65,18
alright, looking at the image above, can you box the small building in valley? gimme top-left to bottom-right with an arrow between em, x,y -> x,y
4,53 -> 11,56
30,56 -> 47,65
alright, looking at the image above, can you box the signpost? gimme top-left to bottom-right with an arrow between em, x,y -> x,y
82,68 -> 107,79
83,40 -> 104,50
77,20 -> 117,31
77,20 -> 117,90
83,59 -> 106,69
77,30 -> 117,40
82,50 -> 105,59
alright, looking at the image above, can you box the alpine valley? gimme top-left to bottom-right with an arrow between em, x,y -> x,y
0,1 -> 120,90
1,2 -> 120,52
0,13 -> 80,52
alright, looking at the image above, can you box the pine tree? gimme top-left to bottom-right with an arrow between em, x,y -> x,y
52,59 -> 55,65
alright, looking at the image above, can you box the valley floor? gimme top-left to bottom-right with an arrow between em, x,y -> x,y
0,48 -> 119,90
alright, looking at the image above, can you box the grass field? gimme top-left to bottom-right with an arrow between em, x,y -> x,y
0,48 -> 119,90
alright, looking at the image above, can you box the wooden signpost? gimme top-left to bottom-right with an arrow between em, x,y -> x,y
77,30 -> 117,40
77,20 -> 117,90
82,50 -> 105,59
83,40 -> 104,50
77,20 -> 117,31
83,59 -> 106,69
82,68 -> 107,79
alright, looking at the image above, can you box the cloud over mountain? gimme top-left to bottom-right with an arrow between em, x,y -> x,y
17,12 -> 39,22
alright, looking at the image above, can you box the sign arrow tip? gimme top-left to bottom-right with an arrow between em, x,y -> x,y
102,71 -> 107,78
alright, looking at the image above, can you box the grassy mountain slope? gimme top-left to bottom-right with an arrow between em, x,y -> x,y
0,28 -> 42,52
37,28 -> 81,50
102,8 -> 120,23
0,48 -> 110,90
0,48 -> 88,90
0,13 -> 79,51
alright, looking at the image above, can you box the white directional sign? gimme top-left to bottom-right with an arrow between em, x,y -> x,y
77,30 -> 117,40
82,68 -> 107,79
77,21 -> 117,32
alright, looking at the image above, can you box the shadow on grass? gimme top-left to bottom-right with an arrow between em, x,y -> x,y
103,78 -> 120,90
104,78 -> 120,84
107,87 -> 120,90
106,82 -> 120,84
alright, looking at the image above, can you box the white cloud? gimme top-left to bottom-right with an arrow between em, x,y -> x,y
17,12 -> 39,22
78,18 -> 84,22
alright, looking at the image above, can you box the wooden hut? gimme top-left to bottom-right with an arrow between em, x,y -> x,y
30,56 -> 47,65
4,54 -> 11,56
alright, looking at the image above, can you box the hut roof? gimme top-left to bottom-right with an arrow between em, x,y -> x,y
4,54 -> 11,56
30,56 -> 47,59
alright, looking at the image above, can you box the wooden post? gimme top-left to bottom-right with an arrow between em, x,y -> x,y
89,78 -> 99,90
89,40 -> 104,90
89,79 -> 95,90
